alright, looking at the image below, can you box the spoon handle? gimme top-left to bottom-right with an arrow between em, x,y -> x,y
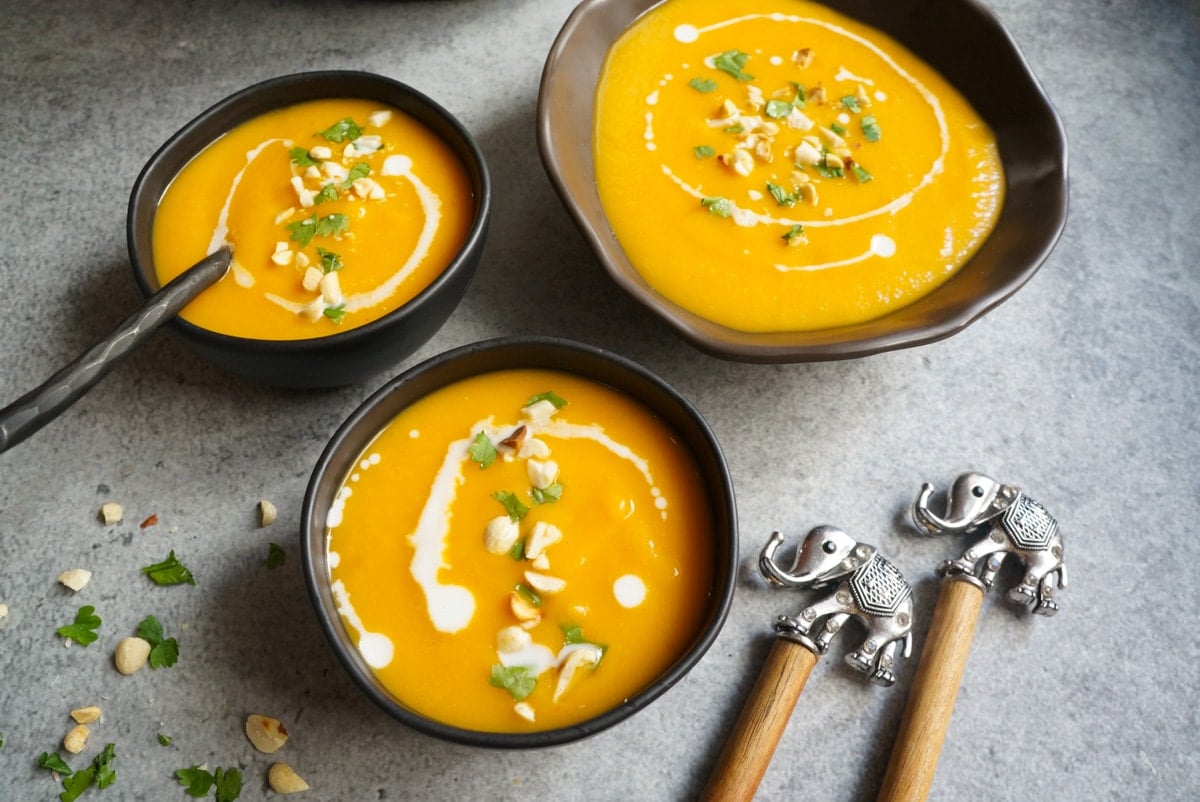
0,248 -> 231,455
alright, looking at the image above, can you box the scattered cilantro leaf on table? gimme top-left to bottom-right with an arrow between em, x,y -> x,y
39,751 -> 74,775
265,543 -> 286,569
57,606 -> 101,646
141,552 -> 195,586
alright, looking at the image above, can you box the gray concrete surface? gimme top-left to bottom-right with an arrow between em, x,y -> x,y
0,0 -> 1196,799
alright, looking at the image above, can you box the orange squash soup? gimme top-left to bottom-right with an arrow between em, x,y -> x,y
324,369 -> 717,732
594,0 -> 1005,332
153,98 -> 474,339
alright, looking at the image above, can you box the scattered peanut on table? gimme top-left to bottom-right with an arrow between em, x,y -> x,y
268,762 -> 310,794
62,724 -> 90,754
114,637 -> 151,675
99,502 -> 123,525
245,714 -> 289,753
257,500 -> 277,527
57,568 -> 92,592
70,705 -> 102,724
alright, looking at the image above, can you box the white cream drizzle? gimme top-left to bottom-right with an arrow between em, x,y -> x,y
207,138 -> 290,255
331,579 -> 395,668
657,12 -> 951,273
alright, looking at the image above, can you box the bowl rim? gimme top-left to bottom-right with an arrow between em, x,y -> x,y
126,69 -> 492,356
300,335 -> 739,748
537,0 -> 1069,362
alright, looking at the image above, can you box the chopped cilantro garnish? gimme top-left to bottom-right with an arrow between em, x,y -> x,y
157,733 -> 173,747
492,491 -> 529,521
508,539 -> 525,561
693,144 -> 715,159
514,583 -> 542,608
57,605 -> 101,646
713,50 -> 754,81
265,542 -> 286,569
39,751 -> 74,775
531,483 -> 563,505
722,124 -> 745,134
141,551 -> 195,586
286,213 -> 349,247
862,114 -> 882,142
815,162 -> 845,179
60,768 -> 94,801
289,147 -> 319,168
342,161 -> 371,189
766,182 -> 797,207
782,224 -> 808,245
830,122 -> 847,136
317,247 -> 343,273
688,77 -> 717,93
561,623 -> 586,644
841,95 -> 862,113
318,117 -> 364,143
488,664 -> 536,700
323,304 -> 347,324
852,164 -> 873,183
313,184 -> 339,205
177,766 -> 215,798
525,391 -> 568,409
136,615 -> 179,669
790,82 -> 807,106
701,197 -> 734,219
468,431 -> 498,468
93,743 -> 116,790
764,99 -> 793,120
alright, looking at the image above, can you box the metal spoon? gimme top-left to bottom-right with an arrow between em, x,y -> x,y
0,246 -> 231,454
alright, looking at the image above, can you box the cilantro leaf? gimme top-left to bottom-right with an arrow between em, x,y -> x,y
157,733 -> 173,747
288,147 -> 319,168
722,124 -> 744,134
862,114 -> 882,142
789,82 -> 807,106
852,164 -> 873,183
57,606 -> 101,646
508,540 -> 525,561
0,731 -> 4,750
830,122 -> 847,136
488,664 -> 536,701
531,483 -> 563,505
39,751 -> 74,776
841,95 -> 862,113
701,197 -> 734,219
318,117 -> 364,143
287,213 -> 349,247
712,50 -> 754,81
468,432 -> 498,468
766,182 -> 796,207
141,551 -> 195,586
265,542 -> 286,569
136,615 -> 179,669
693,144 -> 715,159
313,184 -> 339,205
492,491 -> 529,521
688,77 -> 717,93
561,623 -> 586,644
525,391 -> 568,409
214,766 -> 243,802
782,224 -> 808,245
342,161 -> 371,189
323,304 -> 347,324
815,161 -> 845,179
514,583 -> 542,608
59,767 -> 95,802
136,615 -> 164,644
92,743 -> 116,789
287,217 -> 317,247
177,766 -> 215,797
764,99 -> 793,119
317,247 -> 342,273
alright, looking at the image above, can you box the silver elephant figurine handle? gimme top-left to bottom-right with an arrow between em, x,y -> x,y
703,526 -> 915,802
878,473 -> 1069,802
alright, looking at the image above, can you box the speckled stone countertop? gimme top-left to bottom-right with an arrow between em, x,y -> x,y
0,1 -> 1196,800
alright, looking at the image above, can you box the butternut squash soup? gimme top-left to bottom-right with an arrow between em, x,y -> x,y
594,0 -> 1005,332
324,369 -> 716,732
152,98 -> 474,339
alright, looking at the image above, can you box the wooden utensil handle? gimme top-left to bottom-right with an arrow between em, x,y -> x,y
701,636 -> 819,802
877,577 -> 985,802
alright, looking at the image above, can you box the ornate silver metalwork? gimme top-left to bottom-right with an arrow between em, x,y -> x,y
760,526 -> 914,686
912,471 -> 1067,615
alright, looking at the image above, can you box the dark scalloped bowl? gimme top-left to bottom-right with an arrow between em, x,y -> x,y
538,0 -> 1068,361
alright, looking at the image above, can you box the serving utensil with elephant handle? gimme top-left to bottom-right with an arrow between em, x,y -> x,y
877,472 -> 1067,802
703,525 -> 915,802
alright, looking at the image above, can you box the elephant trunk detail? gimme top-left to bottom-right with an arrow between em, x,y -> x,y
912,482 -> 967,535
759,530 -> 816,587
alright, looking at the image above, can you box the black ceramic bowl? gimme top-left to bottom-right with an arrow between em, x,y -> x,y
538,0 -> 1068,361
128,71 -> 491,388
301,337 -> 738,747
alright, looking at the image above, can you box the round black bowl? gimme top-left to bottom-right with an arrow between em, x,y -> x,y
300,336 -> 738,747
128,71 -> 491,388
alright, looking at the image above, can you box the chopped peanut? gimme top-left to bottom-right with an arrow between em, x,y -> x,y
258,500 -> 277,527
99,503 -> 123,525
57,569 -> 92,592
114,637 -> 151,675
268,762 -> 310,794
63,724 -> 90,754
245,714 -> 289,754
484,516 -> 520,555
70,706 -> 102,724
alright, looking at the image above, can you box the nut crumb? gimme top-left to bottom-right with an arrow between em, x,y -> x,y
114,637 -> 151,675
70,706 -> 102,724
57,568 -> 92,592
63,724 -> 90,754
245,714 -> 289,753
99,502 -> 123,525
268,762 -> 310,794
0,602 -> 8,620
257,500 -> 278,528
